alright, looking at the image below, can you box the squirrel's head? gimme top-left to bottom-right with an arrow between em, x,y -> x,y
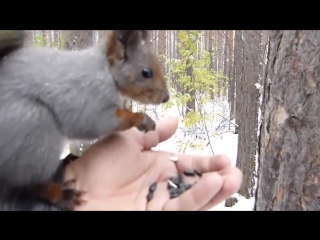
104,30 -> 169,105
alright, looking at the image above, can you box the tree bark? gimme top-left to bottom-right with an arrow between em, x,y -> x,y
53,30 -> 59,48
234,30 -> 244,126
185,30 -> 195,114
236,30 -> 261,199
222,31 -> 228,97
255,30 -> 320,210
61,30 -> 75,50
24,30 -> 34,45
228,30 -> 235,120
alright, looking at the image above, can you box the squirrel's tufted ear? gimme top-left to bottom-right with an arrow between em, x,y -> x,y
105,30 -> 150,66
105,30 -> 125,67
140,30 -> 150,41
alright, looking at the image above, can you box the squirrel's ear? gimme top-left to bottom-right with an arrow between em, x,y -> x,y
105,30 -> 126,66
114,30 -> 138,45
114,30 -> 146,55
140,30 -> 150,41
105,30 -> 148,65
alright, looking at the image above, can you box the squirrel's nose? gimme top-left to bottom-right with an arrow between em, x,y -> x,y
162,94 -> 170,103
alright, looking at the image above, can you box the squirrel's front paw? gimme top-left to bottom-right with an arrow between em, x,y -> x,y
137,113 -> 156,133
52,179 -> 86,211
59,179 -> 86,211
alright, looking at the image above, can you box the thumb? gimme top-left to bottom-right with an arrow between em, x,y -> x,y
142,117 -> 179,150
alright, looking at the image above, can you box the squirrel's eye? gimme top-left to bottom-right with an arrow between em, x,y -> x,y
141,68 -> 153,78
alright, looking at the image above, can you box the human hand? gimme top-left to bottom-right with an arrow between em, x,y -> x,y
64,118 -> 243,210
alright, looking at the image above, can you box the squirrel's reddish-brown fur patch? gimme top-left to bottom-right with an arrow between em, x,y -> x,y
106,31 -> 124,67
114,108 -> 144,131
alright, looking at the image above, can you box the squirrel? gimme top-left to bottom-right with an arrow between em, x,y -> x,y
0,30 -> 169,211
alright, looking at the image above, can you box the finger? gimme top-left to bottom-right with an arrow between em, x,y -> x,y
143,118 -> 179,149
120,118 -> 179,150
165,153 -> 232,174
200,167 -> 243,210
163,172 -> 223,211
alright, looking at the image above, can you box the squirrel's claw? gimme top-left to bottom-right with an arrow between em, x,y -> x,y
55,179 -> 86,211
137,113 -> 156,133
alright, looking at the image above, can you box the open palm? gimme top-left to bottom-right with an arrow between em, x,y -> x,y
65,118 -> 242,211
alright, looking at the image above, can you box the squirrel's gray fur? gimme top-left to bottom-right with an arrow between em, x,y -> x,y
0,44 -> 122,188
0,30 -> 168,193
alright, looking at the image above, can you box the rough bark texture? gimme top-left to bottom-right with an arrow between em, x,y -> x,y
185,31 -> 196,114
216,31 -> 222,97
74,30 -> 94,49
228,30 -> 235,120
24,30 -> 34,45
255,30 -> 320,210
236,31 -> 261,198
61,30 -> 75,50
234,30 -> 243,126
223,30 -> 228,76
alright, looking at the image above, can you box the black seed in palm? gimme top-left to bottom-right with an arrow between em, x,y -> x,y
149,182 -> 157,193
195,170 -> 202,177
170,192 -> 180,199
169,177 -> 180,186
177,187 -> 185,194
146,192 -> 153,202
167,181 -> 177,189
169,188 -> 179,195
184,170 -> 195,176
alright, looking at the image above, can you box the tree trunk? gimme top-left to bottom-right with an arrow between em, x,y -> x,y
61,30 -> 75,50
235,30 -> 261,199
185,30 -> 196,114
228,30 -> 235,120
24,30 -> 34,45
53,30 -> 59,48
222,30 -> 228,97
47,30 -> 52,48
234,30 -> 244,126
255,30 -> 320,211
216,31 -> 222,97
208,31 -> 215,71
74,30 -> 94,49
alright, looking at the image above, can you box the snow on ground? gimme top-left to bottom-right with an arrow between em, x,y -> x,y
209,194 -> 255,211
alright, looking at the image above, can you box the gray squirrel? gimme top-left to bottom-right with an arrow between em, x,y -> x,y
0,30 -> 169,211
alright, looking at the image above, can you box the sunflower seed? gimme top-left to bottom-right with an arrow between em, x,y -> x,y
168,180 -> 178,188
146,192 -> 153,202
184,170 -> 195,176
195,170 -> 202,177
177,187 -> 185,194
149,182 -> 157,193
178,174 -> 184,184
170,192 -> 180,199
169,156 -> 179,162
169,188 -> 179,194
169,177 -> 180,185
